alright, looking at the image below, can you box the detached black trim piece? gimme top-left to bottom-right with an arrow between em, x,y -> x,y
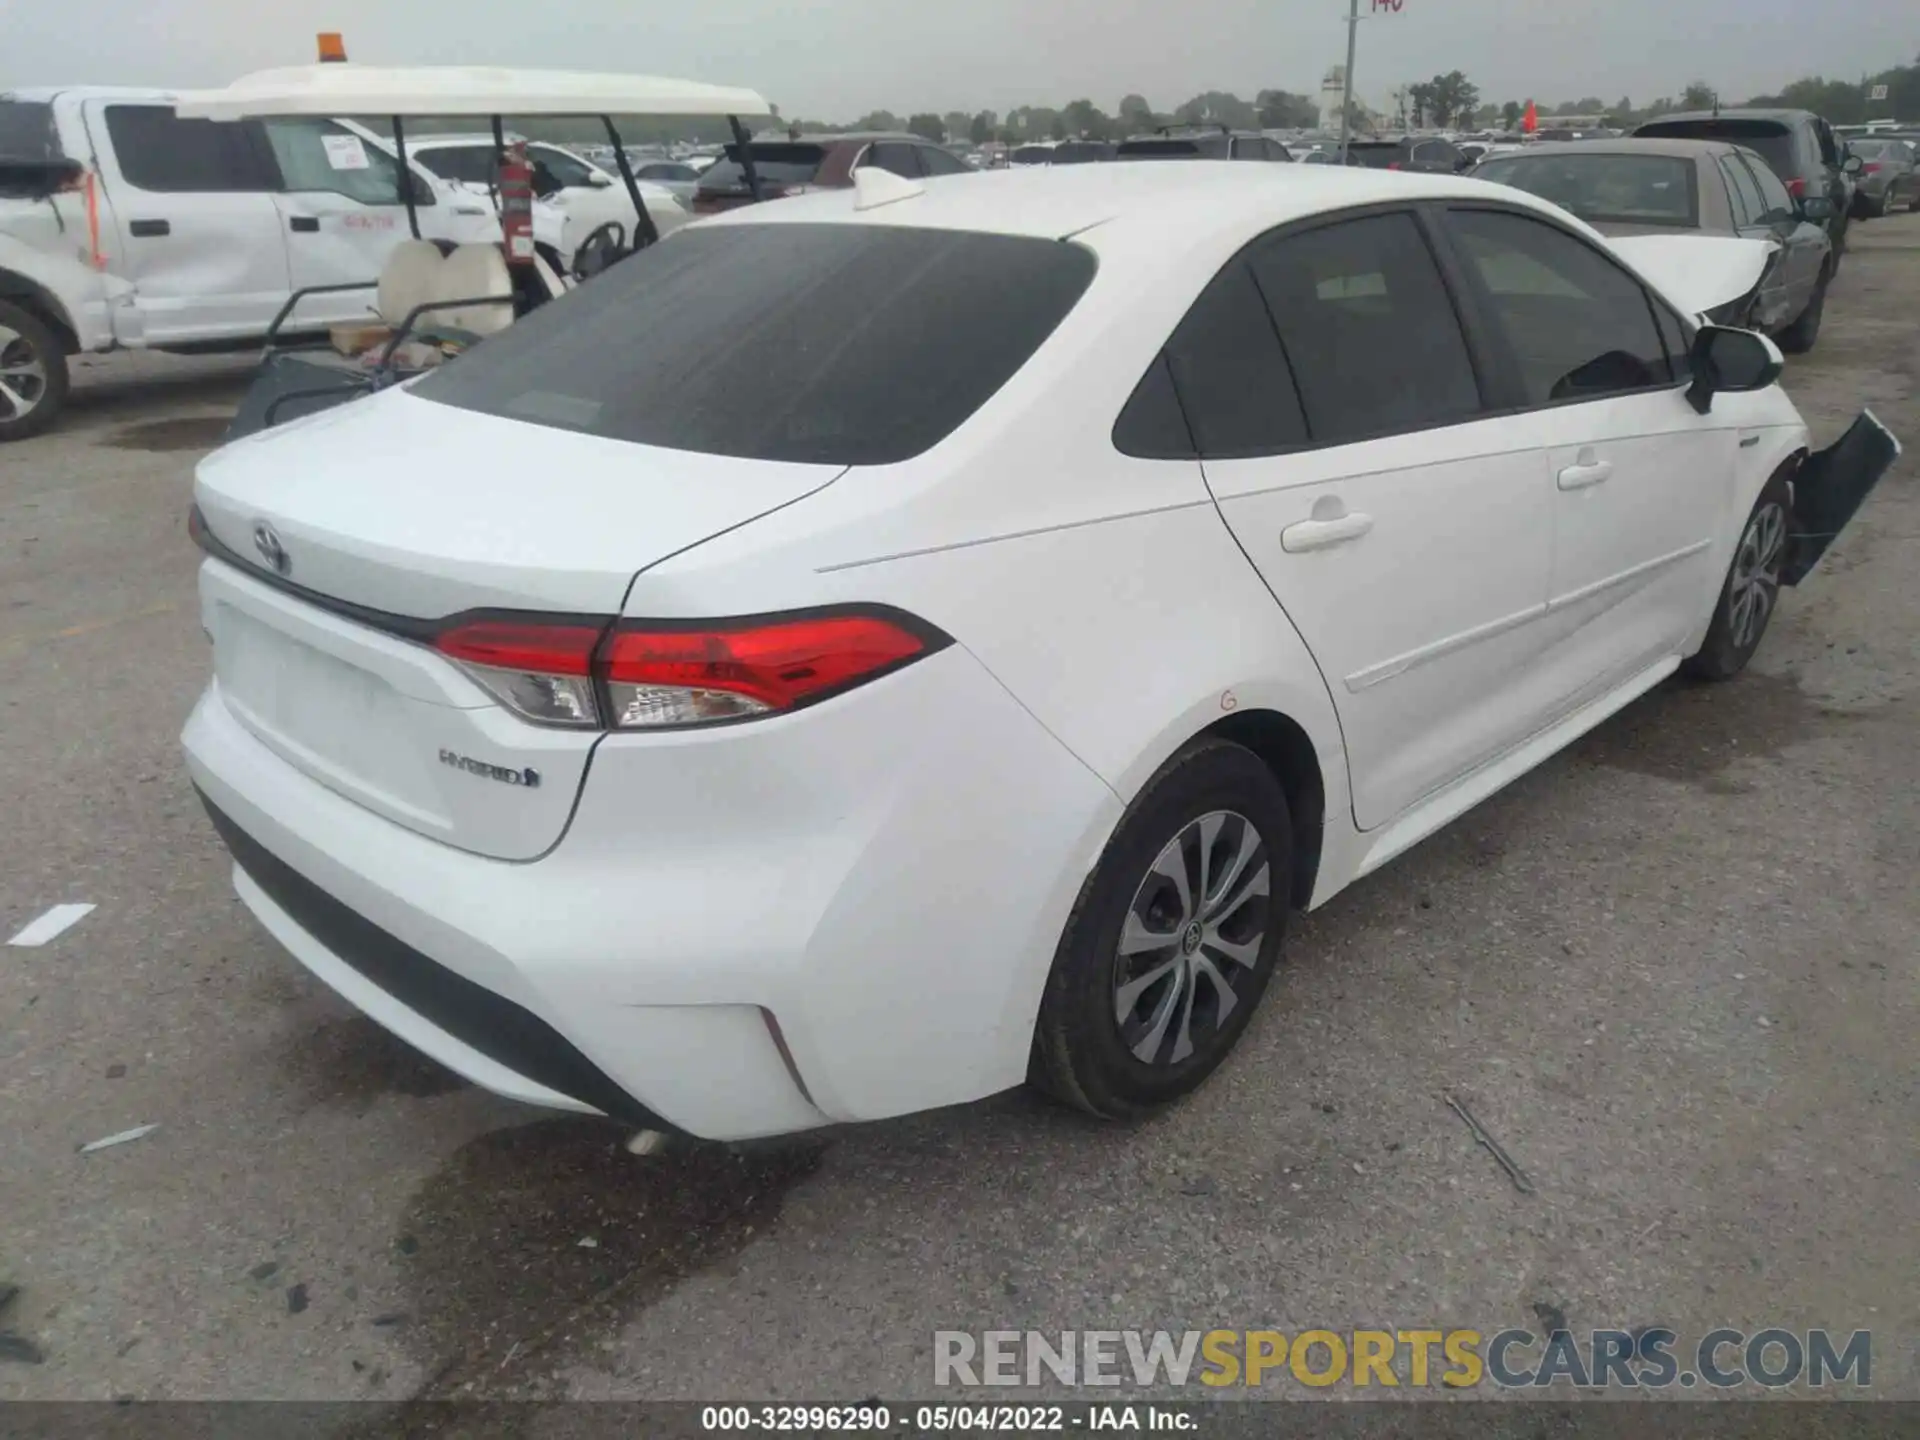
197,789 -> 672,1131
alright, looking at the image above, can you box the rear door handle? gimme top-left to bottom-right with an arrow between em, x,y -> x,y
128,219 -> 170,238
1281,511 -> 1374,553
289,216 -> 320,233
1557,459 -> 1614,490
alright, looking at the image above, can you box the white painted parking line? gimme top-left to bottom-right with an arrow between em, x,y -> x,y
7,903 -> 96,947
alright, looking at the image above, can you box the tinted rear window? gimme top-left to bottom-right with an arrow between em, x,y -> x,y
1343,144 -> 1403,169
1116,137 -> 1227,160
0,100 -> 62,161
1010,146 -> 1054,165
1636,120 -> 1795,176
1051,142 -> 1113,164
415,224 -> 1097,466
1475,153 -> 1700,227
696,144 -> 828,192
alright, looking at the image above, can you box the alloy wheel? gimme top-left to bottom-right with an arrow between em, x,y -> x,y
1728,500 -> 1787,650
1112,810 -> 1271,1067
0,323 -> 49,422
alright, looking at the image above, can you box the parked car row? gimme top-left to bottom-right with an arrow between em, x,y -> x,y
0,84 -> 699,439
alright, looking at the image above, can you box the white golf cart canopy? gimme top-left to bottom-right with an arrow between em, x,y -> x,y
174,64 -> 777,244
172,65 -> 771,123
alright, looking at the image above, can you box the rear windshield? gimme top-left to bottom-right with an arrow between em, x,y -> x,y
1010,146 -> 1054,165
696,143 -> 828,192
1849,139 -> 1909,161
0,100 -> 62,161
415,224 -> 1098,466
1636,120 -> 1795,176
1343,144 -> 1404,169
1116,137 -> 1228,160
1475,153 -> 1700,227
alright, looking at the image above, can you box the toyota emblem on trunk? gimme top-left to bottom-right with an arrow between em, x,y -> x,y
252,522 -> 291,577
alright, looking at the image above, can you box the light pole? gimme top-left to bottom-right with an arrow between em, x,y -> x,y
1338,0 -> 1360,162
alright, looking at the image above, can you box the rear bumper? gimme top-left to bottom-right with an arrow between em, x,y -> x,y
183,644 -> 1121,1140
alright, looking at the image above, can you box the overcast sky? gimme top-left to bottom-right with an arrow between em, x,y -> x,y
3,0 -> 1911,119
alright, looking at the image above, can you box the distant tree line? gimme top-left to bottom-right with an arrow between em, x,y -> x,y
479,51 -> 1920,150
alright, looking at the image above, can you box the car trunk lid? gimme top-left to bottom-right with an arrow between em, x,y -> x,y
192,387 -> 843,859
1606,233 -> 1778,318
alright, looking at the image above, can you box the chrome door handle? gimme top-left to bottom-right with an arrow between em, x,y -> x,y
1556,460 -> 1614,490
1281,511 -> 1374,552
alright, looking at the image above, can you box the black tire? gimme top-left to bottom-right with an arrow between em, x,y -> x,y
1030,739 -> 1291,1119
0,297 -> 69,443
1683,469 -> 1793,682
1775,269 -> 1827,355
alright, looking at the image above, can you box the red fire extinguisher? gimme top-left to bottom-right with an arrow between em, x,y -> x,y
497,142 -> 536,265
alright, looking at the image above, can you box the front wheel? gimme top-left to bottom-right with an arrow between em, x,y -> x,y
1683,471 -> 1792,682
1030,740 -> 1291,1119
0,298 -> 69,443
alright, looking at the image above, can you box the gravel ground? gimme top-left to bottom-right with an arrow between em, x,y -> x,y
0,219 -> 1914,1412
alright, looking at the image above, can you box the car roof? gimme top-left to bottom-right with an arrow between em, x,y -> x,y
699,160 -> 1583,255
1637,109 -> 1809,128
1488,138 -> 1732,161
775,131 -> 923,145
4,85 -> 186,103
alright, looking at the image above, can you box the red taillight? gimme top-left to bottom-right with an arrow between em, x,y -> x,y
429,609 -> 945,730
600,612 -> 934,728
434,620 -> 600,676
1861,162 -> 1882,173
1387,161 -> 1403,171
1786,177 -> 1807,198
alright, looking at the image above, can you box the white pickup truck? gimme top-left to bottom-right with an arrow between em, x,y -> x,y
0,87 -> 685,441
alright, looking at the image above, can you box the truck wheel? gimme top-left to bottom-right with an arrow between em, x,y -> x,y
0,298 -> 69,442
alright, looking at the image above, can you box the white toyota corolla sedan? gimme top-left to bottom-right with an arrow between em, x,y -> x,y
182,162 -> 1895,1140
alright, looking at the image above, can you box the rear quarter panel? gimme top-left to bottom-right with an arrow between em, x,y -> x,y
624,228 -> 1354,889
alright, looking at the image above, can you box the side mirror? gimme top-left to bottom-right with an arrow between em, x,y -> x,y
1685,325 -> 1784,414
1798,193 -> 1835,221
588,171 -> 614,188
1842,154 -> 1863,175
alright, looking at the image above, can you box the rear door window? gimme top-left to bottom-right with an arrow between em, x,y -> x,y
920,145 -> 972,176
1155,260 -> 1307,456
104,105 -> 276,193
1739,154 -> 1795,223
1247,211 -> 1482,444
416,224 -> 1097,466
863,143 -> 923,178
1719,156 -> 1765,226
1445,207 -> 1676,405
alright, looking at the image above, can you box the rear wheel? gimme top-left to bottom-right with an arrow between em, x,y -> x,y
1031,740 -> 1290,1119
1683,470 -> 1792,682
1775,268 -> 1827,355
0,298 -> 68,443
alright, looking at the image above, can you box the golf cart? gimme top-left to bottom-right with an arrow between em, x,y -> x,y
172,64 -> 772,439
